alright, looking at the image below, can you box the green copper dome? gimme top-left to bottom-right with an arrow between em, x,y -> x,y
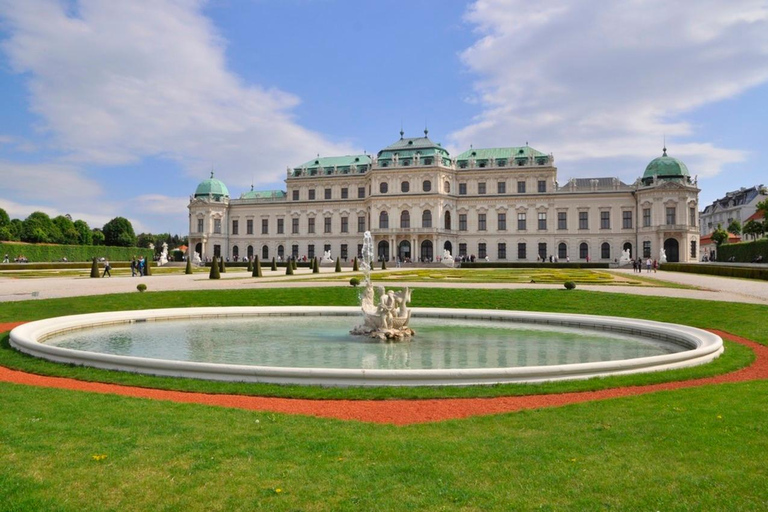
194,172 -> 229,199
642,148 -> 690,184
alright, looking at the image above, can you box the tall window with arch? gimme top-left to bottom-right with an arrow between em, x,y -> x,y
422,209 -> 432,228
400,210 -> 410,229
379,211 -> 389,229
444,210 -> 451,230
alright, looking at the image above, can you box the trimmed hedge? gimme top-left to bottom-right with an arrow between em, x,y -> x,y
0,261 -> 153,271
717,238 -> 768,263
459,262 -> 610,269
660,262 -> 768,281
0,242 -> 153,263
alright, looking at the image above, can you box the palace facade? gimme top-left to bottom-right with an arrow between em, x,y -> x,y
188,132 -> 701,264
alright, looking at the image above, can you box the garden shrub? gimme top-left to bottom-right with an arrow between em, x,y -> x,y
564,281 -> 576,290
209,256 -> 220,279
136,283 -> 147,292
717,238 -> 768,263
661,262 -> 768,281
349,277 -> 360,287
0,241 -> 152,263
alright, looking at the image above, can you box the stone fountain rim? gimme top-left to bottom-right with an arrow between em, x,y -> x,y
9,306 -> 723,387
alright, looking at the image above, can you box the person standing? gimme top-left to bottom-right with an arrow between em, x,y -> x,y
138,256 -> 145,276
102,259 -> 112,278
130,257 -> 137,277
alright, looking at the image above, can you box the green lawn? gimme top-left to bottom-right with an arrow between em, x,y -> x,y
1,287 -> 767,510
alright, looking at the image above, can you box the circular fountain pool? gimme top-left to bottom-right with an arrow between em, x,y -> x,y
9,307 -> 723,387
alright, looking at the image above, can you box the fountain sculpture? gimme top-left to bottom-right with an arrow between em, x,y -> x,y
159,242 -> 169,266
321,250 -> 334,263
441,249 -> 454,267
350,231 -> 415,341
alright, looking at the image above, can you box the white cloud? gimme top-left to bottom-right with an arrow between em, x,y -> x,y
453,0 -> 768,180
0,0 -> 356,189
0,160 -> 102,201
132,194 -> 190,216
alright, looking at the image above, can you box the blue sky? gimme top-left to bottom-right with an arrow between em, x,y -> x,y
0,0 -> 767,236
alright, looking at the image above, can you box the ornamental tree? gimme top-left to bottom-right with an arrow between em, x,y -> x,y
102,217 -> 137,247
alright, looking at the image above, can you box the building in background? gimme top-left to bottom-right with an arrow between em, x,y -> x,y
189,133 -> 700,264
699,185 -> 768,236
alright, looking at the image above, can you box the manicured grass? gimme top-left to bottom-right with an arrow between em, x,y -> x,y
0,287 -> 762,399
0,379 -> 766,511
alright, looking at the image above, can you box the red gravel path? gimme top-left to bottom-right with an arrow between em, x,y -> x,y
1,322 -> 766,425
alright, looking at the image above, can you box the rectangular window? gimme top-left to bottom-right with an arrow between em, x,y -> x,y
643,208 -> 651,227
277,218 -> 284,234
498,213 -> 506,231
666,207 -> 676,225
357,216 -> 366,233
291,244 -> 299,259
291,218 -> 299,234
622,211 -> 632,229
497,181 -> 506,194
324,217 -> 332,234
478,243 -> 487,259
579,211 -> 588,230
459,183 -> 467,195
246,219 -> 253,235
341,187 -> 348,199
689,207 -> 696,227
478,182 -> 486,195
357,244 -> 363,258
308,189 -> 316,200
341,217 -> 348,233
538,243 -> 547,261
292,190 -> 299,201
308,218 -> 315,234
643,241 -> 651,258
517,213 -> 527,231
261,219 -> 268,235
308,244 -> 315,259
459,243 -> 467,257
517,181 -> 526,193
213,219 -> 221,234
538,180 -> 546,193
341,244 -> 348,260
197,219 -> 203,233
324,188 -> 331,200
498,242 -> 506,259
478,213 -> 487,231
558,212 -> 567,230
517,242 -> 526,260
459,214 -> 467,231
690,240 -> 697,258
538,212 -> 547,231
600,211 -> 610,229
358,187 -> 365,199
232,220 -> 239,235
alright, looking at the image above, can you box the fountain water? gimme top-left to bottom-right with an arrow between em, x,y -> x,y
351,231 -> 415,341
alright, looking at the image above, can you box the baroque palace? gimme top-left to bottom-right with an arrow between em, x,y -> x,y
188,131 -> 700,264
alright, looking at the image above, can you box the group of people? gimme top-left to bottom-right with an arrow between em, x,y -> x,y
129,256 -> 148,277
3,254 -> 29,263
631,258 -> 658,273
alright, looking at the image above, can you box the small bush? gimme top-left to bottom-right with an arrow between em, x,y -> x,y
349,277 -> 360,287
564,281 -> 576,290
209,255 -> 220,279
136,283 -> 147,292
286,262 -> 294,275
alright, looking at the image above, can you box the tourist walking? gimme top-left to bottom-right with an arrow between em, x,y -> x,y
646,258 -> 652,272
138,256 -> 145,276
102,259 -> 112,278
130,257 -> 137,277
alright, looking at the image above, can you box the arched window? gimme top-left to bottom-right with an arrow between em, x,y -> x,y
277,245 -> 284,259
558,242 -> 567,260
444,181 -> 451,193
400,210 -> 410,229
401,181 -> 410,193
232,246 -> 239,259
579,242 -> 588,260
444,211 -> 451,230
379,182 -> 388,194
422,210 -> 432,228
423,180 -> 432,192
601,242 -> 611,259
379,211 -> 389,229
247,245 -> 253,259
262,245 -> 269,260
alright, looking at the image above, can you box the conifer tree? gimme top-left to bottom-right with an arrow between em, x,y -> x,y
185,256 -> 192,275
353,257 -> 359,271
252,256 -> 262,277
90,257 -> 99,278
271,257 -> 277,271
209,255 -> 220,279
219,257 -> 226,273
335,258 -> 341,272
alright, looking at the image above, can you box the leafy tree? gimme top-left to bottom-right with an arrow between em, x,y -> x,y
756,199 -> 768,221
102,217 -> 137,247
52,215 -> 79,245
73,220 -> 93,245
21,211 -> 59,243
743,219 -> 764,240
711,224 -> 729,247
91,228 -> 105,246
136,233 -> 155,249
0,208 -> 13,241
0,208 -> 9,227
727,219 -> 742,236
0,226 -> 12,241
8,219 -> 23,241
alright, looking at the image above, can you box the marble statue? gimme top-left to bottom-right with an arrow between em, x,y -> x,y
441,249 -> 454,267
620,249 -> 631,264
660,248 -> 667,264
159,242 -> 169,266
321,250 -> 334,263
193,251 -> 202,266
351,231 -> 414,341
